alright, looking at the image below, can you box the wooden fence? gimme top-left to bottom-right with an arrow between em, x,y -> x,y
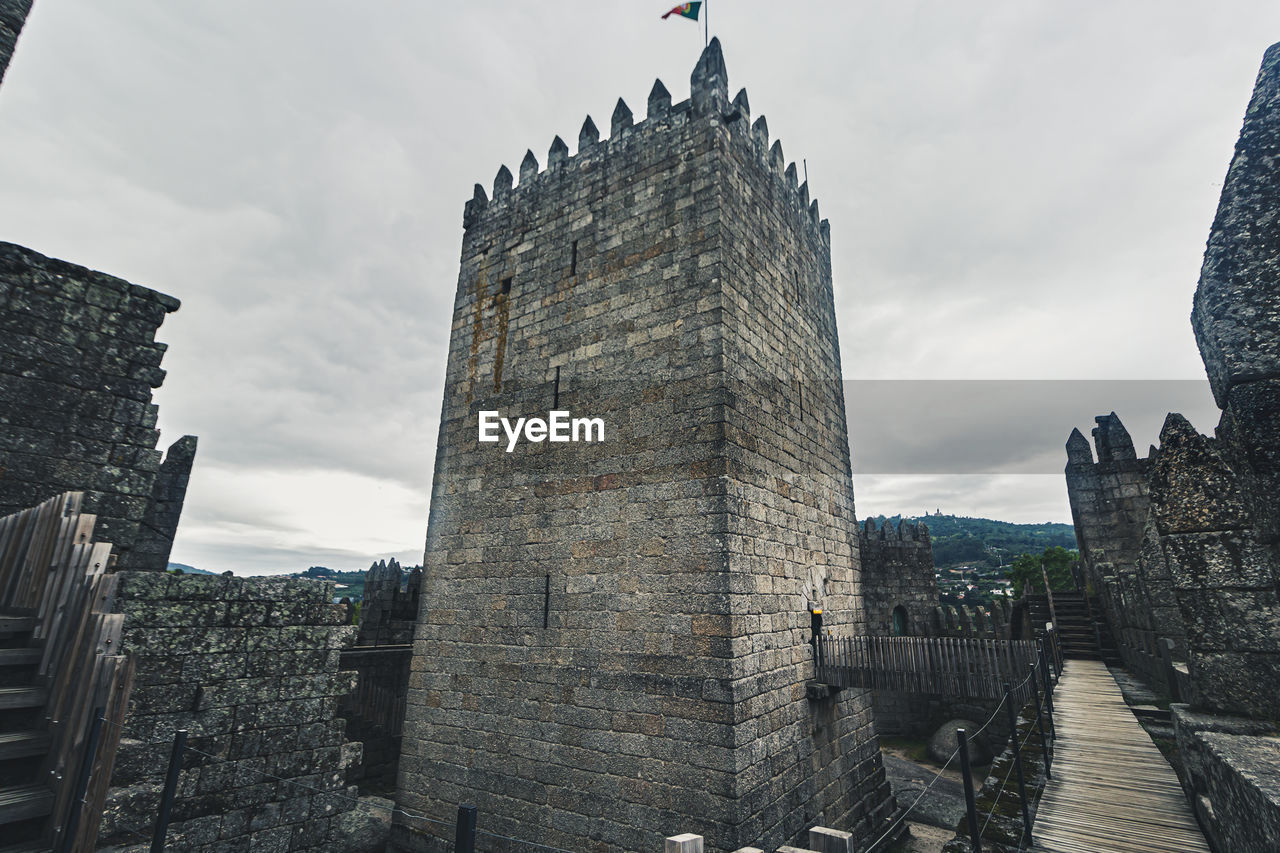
0,492 -> 134,853
814,634 -> 1043,702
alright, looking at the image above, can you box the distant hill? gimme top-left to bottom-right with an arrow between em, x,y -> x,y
869,514 -> 1076,569
294,566 -> 371,599
166,562 -> 215,575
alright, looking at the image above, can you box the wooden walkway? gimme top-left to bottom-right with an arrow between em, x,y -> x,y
1031,660 -> 1210,853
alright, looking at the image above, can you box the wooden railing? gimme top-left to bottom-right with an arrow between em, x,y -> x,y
814,634 -> 1043,701
0,493 -> 134,853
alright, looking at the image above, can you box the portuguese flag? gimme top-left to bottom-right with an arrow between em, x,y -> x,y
662,2 -> 701,20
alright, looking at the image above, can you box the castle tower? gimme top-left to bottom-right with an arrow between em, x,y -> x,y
394,42 -> 895,853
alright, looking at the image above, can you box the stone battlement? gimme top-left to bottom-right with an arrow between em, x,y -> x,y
461,38 -> 828,252
859,517 -> 931,544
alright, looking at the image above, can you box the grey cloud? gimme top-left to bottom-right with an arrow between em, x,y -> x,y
3,1 -> 1277,572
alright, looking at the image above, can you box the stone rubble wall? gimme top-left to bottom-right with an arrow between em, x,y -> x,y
96,572 -> 368,853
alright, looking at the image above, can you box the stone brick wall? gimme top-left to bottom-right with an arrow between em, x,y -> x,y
1172,705 -> 1280,853
342,559 -> 418,794
97,572 -> 364,852
1145,414 -> 1279,718
0,0 -> 32,87
339,645 -> 410,794
0,242 -> 193,570
357,559 -> 420,646
1192,40 -> 1280,545
130,435 -> 197,572
858,519 -> 937,637
1063,413 -> 1184,687
395,39 -> 894,853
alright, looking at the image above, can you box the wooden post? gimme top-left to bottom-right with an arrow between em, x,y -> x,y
1004,683 -> 1033,842
1030,665 -> 1051,779
57,707 -> 105,853
1039,644 -> 1056,741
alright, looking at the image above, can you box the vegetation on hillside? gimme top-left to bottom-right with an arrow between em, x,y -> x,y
870,513 -> 1077,569
1005,546 -> 1078,598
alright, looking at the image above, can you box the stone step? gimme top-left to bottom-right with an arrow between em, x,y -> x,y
0,732 -> 50,763
0,785 -> 52,826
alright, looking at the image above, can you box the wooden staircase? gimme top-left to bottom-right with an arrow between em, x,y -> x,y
0,614 -> 53,853
1026,592 -> 1121,665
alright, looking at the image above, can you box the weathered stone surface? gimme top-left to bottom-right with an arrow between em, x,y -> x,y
927,720 -> 991,766
131,435 -> 198,571
1173,705 -> 1280,853
1147,414 -> 1250,535
0,0 -> 32,87
98,573 -> 361,853
394,39 -> 893,853
808,825 -> 853,853
0,242 -> 192,568
1063,412 -> 1159,682
1217,377 -> 1280,537
1193,42 -> 1280,407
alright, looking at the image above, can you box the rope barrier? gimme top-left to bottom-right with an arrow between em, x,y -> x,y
866,654 -> 1050,851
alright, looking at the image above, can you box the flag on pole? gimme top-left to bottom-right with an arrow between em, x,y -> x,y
662,2 -> 701,21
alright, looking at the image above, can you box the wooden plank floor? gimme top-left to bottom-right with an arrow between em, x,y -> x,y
1031,659 -> 1210,853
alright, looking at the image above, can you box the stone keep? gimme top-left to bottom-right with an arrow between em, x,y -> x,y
395,41 -> 896,853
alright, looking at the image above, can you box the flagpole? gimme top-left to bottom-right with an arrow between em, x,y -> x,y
705,0 -> 709,47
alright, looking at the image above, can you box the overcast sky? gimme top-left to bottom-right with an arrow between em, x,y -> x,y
0,2 -> 1273,574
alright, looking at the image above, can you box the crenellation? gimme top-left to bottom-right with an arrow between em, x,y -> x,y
492,163 -> 513,199
769,139 -> 785,174
611,96 -> 634,136
649,78 -> 673,118
751,115 -> 769,152
690,37 -> 728,114
519,148 -> 539,184
548,134 -> 569,169
578,114 -> 600,150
